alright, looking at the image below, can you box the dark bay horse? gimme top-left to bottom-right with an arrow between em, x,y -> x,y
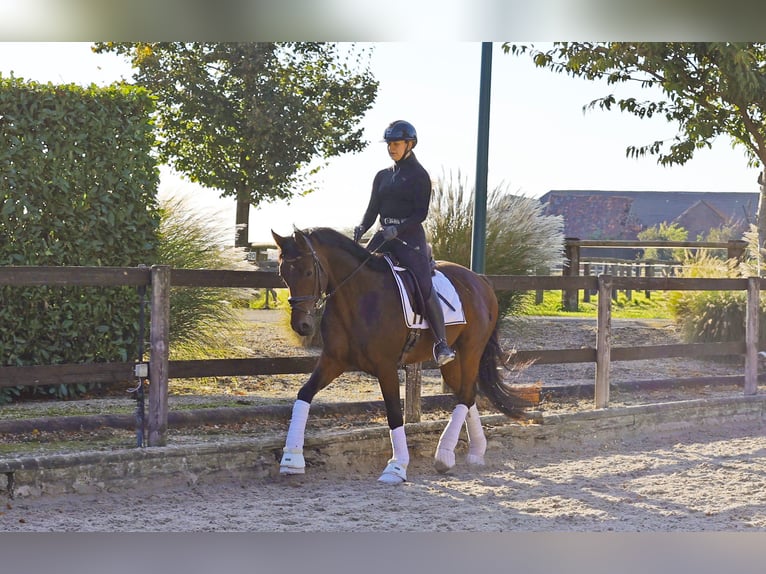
271,227 -> 532,484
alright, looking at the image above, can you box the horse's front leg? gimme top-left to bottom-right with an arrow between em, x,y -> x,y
280,355 -> 344,475
377,367 -> 409,485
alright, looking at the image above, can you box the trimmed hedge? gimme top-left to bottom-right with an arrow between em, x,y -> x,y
0,78 -> 159,400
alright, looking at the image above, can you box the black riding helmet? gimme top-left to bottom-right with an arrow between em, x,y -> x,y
382,120 -> 417,147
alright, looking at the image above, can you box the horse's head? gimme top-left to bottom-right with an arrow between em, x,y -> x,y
271,228 -> 328,337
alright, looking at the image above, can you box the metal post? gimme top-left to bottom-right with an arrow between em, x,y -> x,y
470,42 -> 493,274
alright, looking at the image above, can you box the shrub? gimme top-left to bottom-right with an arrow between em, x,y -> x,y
669,230 -> 766,344
0,78 -> 158,404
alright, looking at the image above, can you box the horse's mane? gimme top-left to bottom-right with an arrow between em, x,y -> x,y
303,227 -> 389,272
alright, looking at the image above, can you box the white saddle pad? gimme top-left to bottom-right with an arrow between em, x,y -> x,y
383,255 -> 466,329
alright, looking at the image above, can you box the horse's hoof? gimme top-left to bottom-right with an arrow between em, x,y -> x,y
279,448 -> 305,475
466,453 -> 485,466
433,448 -> 455,473
378,460 -> 407,484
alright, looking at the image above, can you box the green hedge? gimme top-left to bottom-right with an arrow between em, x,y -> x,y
0,78 -> 159,399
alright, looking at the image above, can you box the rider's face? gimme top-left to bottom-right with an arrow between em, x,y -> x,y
387,140 -> 410,162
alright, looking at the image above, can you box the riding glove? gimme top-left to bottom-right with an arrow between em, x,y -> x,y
382,225 -> 398,241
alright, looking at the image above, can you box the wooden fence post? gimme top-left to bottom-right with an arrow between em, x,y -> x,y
404,363 -> 422,423
744,276 -> 760,395
595,274 -> 612,408
535,266 -> 549,305
582,263 -> 591,303
148,265 -> 171,446
563,238 -> 580,311
644,264 -> 653,299
728,239 -> 747,265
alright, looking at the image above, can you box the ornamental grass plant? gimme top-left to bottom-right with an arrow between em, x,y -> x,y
426,171 -> 565,317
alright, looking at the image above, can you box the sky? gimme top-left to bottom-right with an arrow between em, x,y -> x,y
0,41 -> 760,245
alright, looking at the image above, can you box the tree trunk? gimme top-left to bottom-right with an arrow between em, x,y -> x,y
235,189 -> 250,248
758,167 -> 766,276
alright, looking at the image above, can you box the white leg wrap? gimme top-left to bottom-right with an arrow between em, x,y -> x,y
280,400 -> 310,475
390,425 -> 409,466
434,403 -> 468,473
378,426 -> 408,484
284,399 -> 310,450
465,404 -> 487,466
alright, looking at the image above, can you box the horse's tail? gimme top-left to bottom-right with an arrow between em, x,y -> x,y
477,324 -> 540,419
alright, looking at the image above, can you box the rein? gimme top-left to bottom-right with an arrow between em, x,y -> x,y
282,234 -> 382,314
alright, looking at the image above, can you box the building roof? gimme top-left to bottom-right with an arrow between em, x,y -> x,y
540,190 -> 758,240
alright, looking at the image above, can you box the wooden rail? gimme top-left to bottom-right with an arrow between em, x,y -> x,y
0,264 -> 762,445
561,238 -> 748,311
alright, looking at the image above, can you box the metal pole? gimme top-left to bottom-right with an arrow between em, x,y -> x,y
470,42 -> 493,274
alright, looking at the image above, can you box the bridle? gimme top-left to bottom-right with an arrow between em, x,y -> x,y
281,235 -> 328,316
280,232 -> 382,316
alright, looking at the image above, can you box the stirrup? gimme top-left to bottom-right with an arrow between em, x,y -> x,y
433,341 -> 456,366
280,447 -> 305,475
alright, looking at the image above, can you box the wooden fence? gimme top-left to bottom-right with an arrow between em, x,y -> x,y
561,239 -> 748,311
0,264 -> 762,446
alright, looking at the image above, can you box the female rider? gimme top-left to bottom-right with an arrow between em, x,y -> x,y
353,120 -> 455,366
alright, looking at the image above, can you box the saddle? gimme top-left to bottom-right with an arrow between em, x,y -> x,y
382,255 -> 466,330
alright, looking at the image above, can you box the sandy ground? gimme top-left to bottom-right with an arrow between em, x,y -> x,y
2,311 -> 765,532
2,417 -> 764,532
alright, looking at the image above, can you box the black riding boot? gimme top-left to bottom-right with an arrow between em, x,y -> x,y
424,293 -> 456,366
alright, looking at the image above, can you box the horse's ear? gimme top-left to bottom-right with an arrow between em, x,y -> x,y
293,228 -> 309,251
271,230 -> 287,248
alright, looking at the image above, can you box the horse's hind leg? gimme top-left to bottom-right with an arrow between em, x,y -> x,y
434,354 -> 485,472
464,404 -> 487,466
434,403 -> 468,473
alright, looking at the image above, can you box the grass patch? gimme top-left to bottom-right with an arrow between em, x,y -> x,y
522,289 -> 674,320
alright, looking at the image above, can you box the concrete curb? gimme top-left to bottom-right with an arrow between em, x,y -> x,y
1,395 -> 764,499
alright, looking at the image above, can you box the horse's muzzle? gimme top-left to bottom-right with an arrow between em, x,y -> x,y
290,310 -> 315,337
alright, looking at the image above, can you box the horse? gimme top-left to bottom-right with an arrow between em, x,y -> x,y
271,226 -> 533,484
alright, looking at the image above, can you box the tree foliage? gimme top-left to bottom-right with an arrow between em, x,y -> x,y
637,222 -> 688,261
93,42 -> 379,244
504,42 -> 766,167
503,42 -> 766,256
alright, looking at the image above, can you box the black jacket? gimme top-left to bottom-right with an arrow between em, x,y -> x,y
358,152 -> 431,241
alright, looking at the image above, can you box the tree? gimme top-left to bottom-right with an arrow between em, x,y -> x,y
503,42 -> 766,264
637,221 -> 688,262
94,42 -> 378,246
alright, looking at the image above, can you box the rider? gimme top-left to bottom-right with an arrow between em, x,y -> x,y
353,120 -> 456,366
